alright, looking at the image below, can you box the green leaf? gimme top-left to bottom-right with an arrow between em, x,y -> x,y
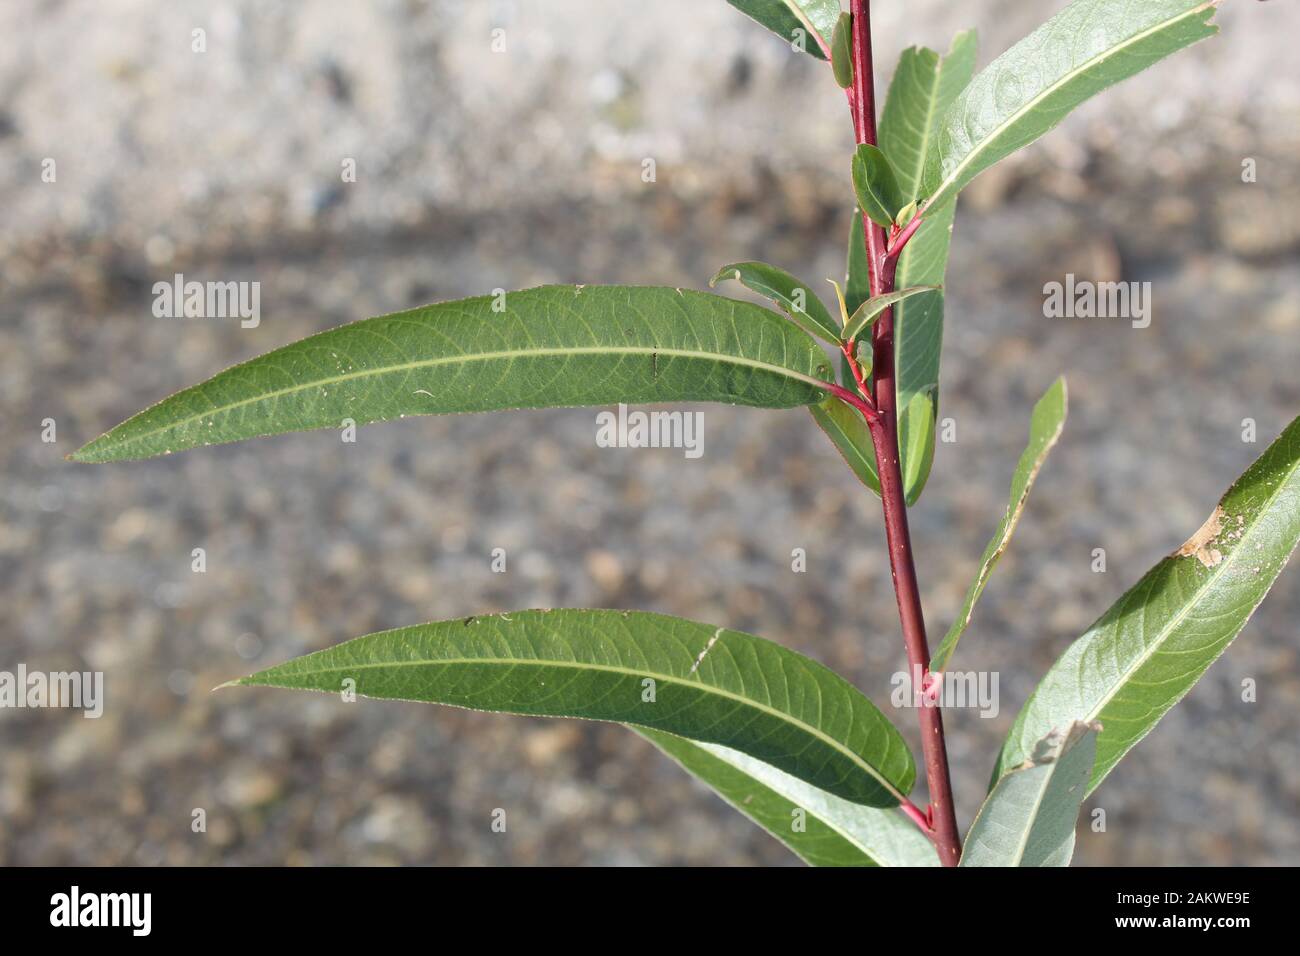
878,26 -> 977,512
880,31 -> 978,506
840,210 -> 874,402
842,286 -> 941,344
893,200 -> 919,228
811,396 -> 881,497
724,0 -> 840,59
844,210 -> 873,316
880,33 -> 979,199
71,286 -> 836,464
898,388 -> 936,509
852,145 -> 909,228
921,0 -> 1220,213
994,415 -> 1300,795
930,378 -> 1067,673
830,12 -> 854,88
637,729 -> 939,867
710,262 -> 841,344
962,721 -> 1098,867
824,212 -> 936,506
229,609 -> 917,808
810,385 -> 935,508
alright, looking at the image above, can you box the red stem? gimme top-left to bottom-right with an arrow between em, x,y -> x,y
848,0 -> 962,867
888,212 -> 925,256
826,381 -> 878,424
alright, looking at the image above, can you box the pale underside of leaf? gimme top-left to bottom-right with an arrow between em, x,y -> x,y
636,729 -> 939,867
995,415 -> 1300,794
962,720 -> 1098,867
922,0 -> 1220,212
931,377 -> 1068,673
72,286 -> 834,463
230,609 -> 916,807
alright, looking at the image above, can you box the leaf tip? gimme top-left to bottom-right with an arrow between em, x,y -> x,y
67,440 -> 105,464
708,266 -> 739,289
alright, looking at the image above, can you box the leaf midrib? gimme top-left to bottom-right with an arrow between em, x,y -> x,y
781,0 -> 829,47
901,48 -> 947,196
249,654 -> 907,802
949,408 -> 1065,634
964,743 -> 1069,866
927,3 -> 1213,209
89,344 -> 832,456
1007,760 -> 1059,865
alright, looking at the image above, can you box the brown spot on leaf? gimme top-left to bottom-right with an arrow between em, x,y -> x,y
1176,505 -> 1225,568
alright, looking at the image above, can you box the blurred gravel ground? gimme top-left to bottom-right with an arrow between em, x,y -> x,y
1,0 -> 1298,865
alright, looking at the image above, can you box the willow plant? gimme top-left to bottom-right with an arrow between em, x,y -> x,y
74,0 -> 1296,866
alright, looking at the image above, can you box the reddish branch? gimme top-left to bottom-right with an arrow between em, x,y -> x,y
844,0 -> 963,867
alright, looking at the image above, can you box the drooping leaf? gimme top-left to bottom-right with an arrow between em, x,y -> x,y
830,12 -> 854,88
852,145 -> 909,228
930,378 -> 1067,673
921,0 -> 1220,213
842,286 -> 941,344
710,262 -> 841,344
724,0 -> 840,59
229,609 -> 917,808
994,415 -> 1300,794
71,286 -> 835,464
879,31 -> 978,507
637,729 -> 939,867
811,395 -> 881,497
962,721 -> 1098,867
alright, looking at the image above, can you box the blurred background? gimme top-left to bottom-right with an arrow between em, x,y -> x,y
2,0 -> 1298,866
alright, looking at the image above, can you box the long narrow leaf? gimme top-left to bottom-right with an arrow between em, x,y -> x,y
842,286 -> 940,344
72,286 -> 835,463
811,395 -> 881,497
229,609 -> 917,808
994,415 -> 1300,794
637,729 -> 938,867
880,33 -> 979,200
921,0 -> 1220,212
962,721 -> 1098,867
931,378 -> 1067,672
881,31 -> 978,506
710,261 -> 841,344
